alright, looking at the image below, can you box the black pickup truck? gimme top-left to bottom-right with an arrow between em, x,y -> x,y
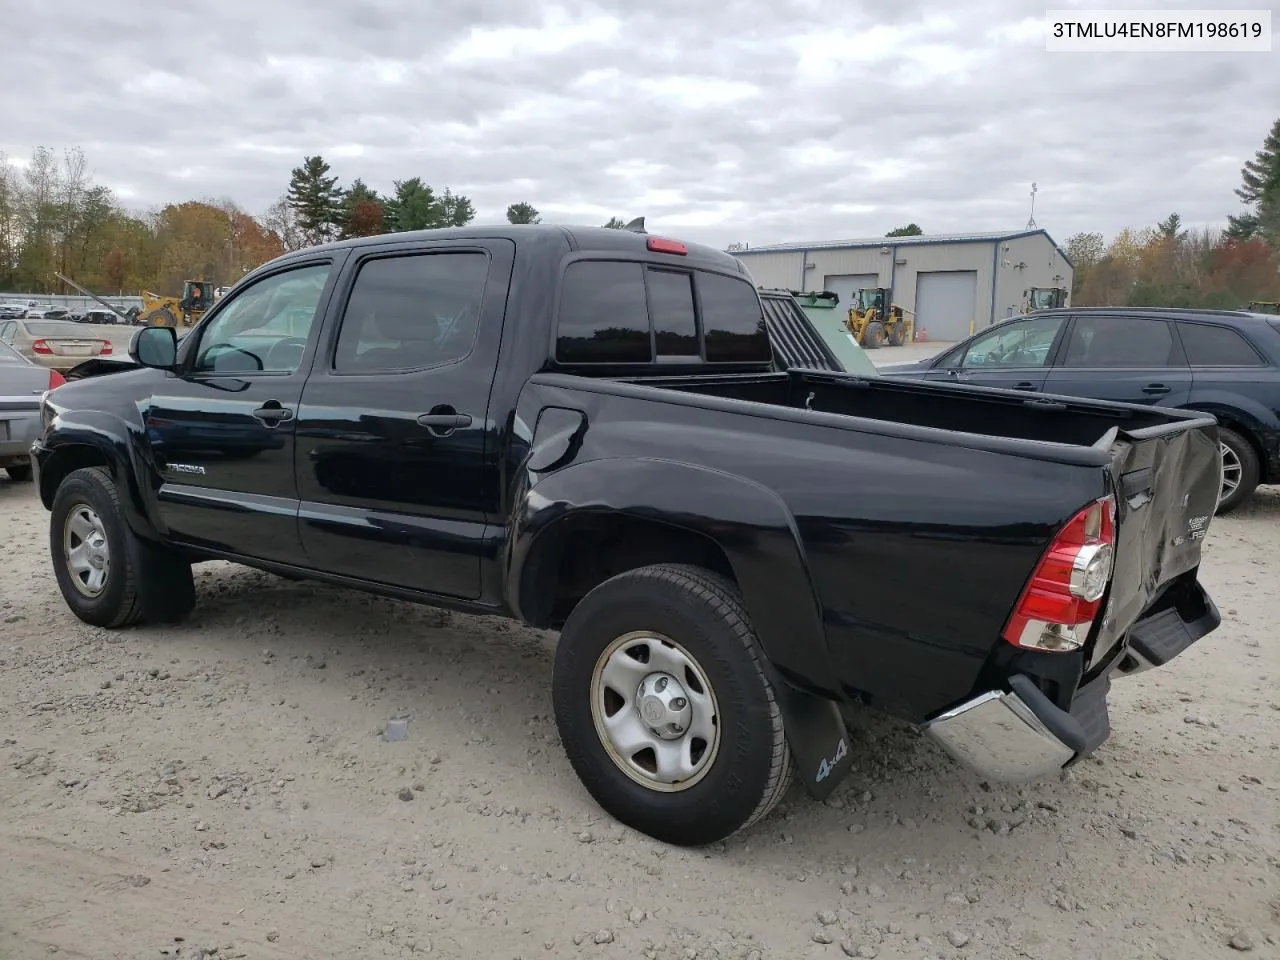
32,225 -> 1223,846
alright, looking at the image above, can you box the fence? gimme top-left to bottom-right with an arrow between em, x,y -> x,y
0,292 -> 145,313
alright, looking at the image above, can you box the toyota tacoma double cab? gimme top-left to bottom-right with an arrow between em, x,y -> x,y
32,224 -> 1223,846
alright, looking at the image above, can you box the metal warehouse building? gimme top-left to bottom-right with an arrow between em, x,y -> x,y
731,230 -> 1074,342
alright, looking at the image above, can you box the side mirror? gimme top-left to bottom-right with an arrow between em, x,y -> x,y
130,325 -> 178,369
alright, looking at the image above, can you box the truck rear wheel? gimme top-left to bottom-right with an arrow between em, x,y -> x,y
552,563 -> 793,846
50,467 -> 196,628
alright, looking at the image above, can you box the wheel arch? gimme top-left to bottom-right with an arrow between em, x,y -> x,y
38,425 -> 160,541
507,457 -> 837,697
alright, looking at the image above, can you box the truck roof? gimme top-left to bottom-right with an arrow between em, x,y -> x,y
281,224 -> 750,278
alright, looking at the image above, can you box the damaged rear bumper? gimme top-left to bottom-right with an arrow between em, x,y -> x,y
922,673 -> 1105,782
923,581 -> 1220,783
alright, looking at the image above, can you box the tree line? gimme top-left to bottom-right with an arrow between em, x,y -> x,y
1065,117 -> 1280,307
2,117 -> 1275,305
0,148 -> 635,297
274,154 -> 632,248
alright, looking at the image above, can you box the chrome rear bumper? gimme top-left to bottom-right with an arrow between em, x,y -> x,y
923,686 -> 1077,782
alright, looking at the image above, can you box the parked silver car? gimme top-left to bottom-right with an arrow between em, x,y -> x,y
0,318 -> 115,372
0,338 -> 65,481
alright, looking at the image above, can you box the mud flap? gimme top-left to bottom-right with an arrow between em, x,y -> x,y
768,669 -> 854,800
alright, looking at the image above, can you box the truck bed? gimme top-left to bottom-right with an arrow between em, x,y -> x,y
622,369 -> 1206,452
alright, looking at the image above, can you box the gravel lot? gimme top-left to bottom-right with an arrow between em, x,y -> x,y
1,475 -> 1276,960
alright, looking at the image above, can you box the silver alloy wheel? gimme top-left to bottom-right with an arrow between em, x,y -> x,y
590,631 -> 721,792
1219,441 -> 1241,504
63,504 -> 110,597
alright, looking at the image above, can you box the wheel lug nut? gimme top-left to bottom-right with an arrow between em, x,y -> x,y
672,697 -> 686,709
655,677 -> 667,691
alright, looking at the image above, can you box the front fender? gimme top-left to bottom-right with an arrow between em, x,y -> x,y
36,410 -> 162,541
506,456 -> 855,799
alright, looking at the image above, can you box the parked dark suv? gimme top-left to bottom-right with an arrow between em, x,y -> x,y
879,307 -> 1280,512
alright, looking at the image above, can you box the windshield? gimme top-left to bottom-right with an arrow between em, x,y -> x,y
798,304 -> 880,377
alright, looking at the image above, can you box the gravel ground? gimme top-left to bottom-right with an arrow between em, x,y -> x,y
0,476 -> 1276,960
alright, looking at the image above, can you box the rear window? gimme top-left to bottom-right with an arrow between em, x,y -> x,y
647,269 -> 698,357
699,272 -> 771,363
25,321 -> 83,337
1177,322 -> 1265,366
556,261 -> 652,364
555,260 -> 770,364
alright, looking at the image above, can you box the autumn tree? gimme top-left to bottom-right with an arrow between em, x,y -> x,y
885,223 -> 923,237
339,179 -> 386,238
262,195 -> 305,252
287,155 -> 343,247
506,202 -> 541,224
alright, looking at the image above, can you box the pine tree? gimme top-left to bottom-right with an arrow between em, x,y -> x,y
1229,118 -> 1280,243
286,155 -> 343,247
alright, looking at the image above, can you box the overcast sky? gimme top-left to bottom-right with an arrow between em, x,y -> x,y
2,0 -> 1276,248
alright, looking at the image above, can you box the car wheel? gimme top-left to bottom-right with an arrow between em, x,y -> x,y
6,464 -> 32,482
552,563 -> 793,847
1215,427 -> 1260,515
50,466 -> 196,627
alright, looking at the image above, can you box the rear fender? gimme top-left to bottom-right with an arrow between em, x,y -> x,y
37,412 -> 161,541
506,456 -> 854,799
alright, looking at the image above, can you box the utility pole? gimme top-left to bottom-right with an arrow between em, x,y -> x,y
1026,183 -> 1038,230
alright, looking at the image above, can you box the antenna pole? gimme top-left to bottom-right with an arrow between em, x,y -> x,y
1026,182 -> 1038,230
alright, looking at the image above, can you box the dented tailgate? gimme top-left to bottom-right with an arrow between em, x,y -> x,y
1090,415 -> 1221,669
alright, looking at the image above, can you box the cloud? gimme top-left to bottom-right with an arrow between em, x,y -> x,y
1,0 -> 1276,249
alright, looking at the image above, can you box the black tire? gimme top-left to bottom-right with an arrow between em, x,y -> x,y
552,563 -> 793,847
887,322 -> 907,347
861,321 -> 886,349
1216,426 -> 1260,514
49,467 -> 196,628
6,464 -> 32,482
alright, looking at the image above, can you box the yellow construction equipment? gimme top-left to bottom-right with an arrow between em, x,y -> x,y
845,287 -> 913,349
137,281 -> 216,328
1023,287 -> 1068,311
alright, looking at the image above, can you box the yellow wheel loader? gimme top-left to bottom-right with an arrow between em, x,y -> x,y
137,281 -> 216,327
846,287 -> 913,350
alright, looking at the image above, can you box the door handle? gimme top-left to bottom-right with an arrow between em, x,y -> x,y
1141,383 -> 1171,396
252,400 -> 294,426
1012,381 -> 1038,391
416,405 -> 472,437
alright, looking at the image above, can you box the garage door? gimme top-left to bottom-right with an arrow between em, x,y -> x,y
914,271 -> 978,341
822,274 -> 878,312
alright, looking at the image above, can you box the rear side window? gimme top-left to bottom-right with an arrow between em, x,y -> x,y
699,272 -> 771,363
556,261 -> 652,363
1177,322 -> 1265,366
334,252 -> 489,373
1061,315 -> 1179,367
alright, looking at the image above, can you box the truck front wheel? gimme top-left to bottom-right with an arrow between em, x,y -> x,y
50,467 -> 196,628
552,563 -> 793,846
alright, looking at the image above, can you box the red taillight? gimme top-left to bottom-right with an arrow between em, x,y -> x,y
48,369 -> 66,389
31,338 -> 52,354
647,236 -> 687,255
1002,496 -> 1116,652
100,340 -> 113,354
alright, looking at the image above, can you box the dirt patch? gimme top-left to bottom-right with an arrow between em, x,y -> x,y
1,478 -> 1276,959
